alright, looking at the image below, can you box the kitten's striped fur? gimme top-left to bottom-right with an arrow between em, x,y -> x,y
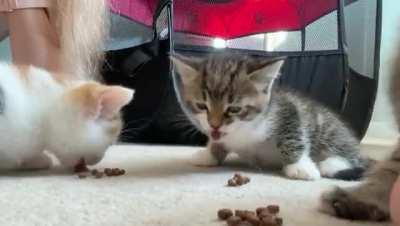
172,53 -> 367,180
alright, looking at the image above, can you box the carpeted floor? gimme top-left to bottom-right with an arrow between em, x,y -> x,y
0,144 -> 394,226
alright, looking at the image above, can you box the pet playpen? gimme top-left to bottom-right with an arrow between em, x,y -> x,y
104,0 -> 381,145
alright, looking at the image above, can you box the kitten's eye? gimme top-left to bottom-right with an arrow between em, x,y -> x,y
226,106 -> 242,114
196,102 -> 208,111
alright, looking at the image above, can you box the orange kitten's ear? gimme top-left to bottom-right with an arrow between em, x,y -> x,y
69,83 -> 134,120
97,86 -> 134,119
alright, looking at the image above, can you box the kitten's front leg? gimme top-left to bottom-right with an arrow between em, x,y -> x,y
191,142 -> 229,167
278,143 -> 321,180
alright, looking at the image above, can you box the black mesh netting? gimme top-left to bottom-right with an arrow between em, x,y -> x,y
104,0 -> 380,144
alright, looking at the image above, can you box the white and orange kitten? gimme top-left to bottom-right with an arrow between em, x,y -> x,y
0,64 -> 134,170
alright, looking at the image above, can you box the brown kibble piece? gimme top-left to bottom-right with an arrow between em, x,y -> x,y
218,208 -> 233,220
237,221 -> 253,226
246,214 -> 260,226
235,210 -> 247,219
111,168 -> 120,175
256,207 -> 268,216
227,216 -> 242,226
228,173 -> 250,187
260,215 -> 276,226
104,168 -> 112,176
275,217 -> 283,226
95,172 -> 104,178
119,169 -> 126,175
242,177 -> 250,184
74,158 -> 89,173
243,210 -> 256,220
235,176 -> 244,185
258,210 -> 272,218
228,179 -> 237,187
267,205 -> 280,214
91,169 -> 98,176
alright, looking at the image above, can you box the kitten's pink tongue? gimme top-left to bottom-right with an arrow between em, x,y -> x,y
211,130 -> 221,140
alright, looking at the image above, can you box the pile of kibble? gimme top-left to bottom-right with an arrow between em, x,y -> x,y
218,205 -> 282,226
74,158 -> 125,179
227,173 -> 250,187
78,168 -> 126,179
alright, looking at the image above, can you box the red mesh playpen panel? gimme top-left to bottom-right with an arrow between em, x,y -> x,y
109,0 -> 337,39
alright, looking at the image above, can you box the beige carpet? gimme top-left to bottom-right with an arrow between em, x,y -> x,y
0,144 -> 394,226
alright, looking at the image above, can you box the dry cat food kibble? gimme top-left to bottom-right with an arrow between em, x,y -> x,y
218,209 -> 234,220
75,159 -> 126,179
227,173 -> 251,187
104,168 -> 125,176
74,158 -> 89,173
218,205 -> 282,226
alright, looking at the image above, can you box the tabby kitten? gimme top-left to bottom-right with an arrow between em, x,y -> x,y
320,43 -> 400,221
171,53 -> 367,181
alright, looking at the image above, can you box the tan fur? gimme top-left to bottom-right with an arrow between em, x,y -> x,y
65,82 -> 122,138
320,35 -> 400,222
48,0 -> 108,80
208,100 -> 225,129
66,82 -> 103,117
12,65 -> 30,83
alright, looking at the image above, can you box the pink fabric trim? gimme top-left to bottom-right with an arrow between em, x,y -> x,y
108,0 -> 157,26
0,0 -> 50,12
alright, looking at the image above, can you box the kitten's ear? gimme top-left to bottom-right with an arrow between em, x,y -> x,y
246,57 -> 285,86
96,86 -> 134,119
170,54 -> 202,86
70,83 -> 134,120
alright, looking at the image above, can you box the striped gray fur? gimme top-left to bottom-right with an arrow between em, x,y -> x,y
171,52 -> 366,181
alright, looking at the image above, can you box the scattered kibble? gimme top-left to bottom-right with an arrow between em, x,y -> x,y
267,205 -> 280,214
218,205 -> 282,226
104,168 -> 112,175
227,173 -> 251,187
75,159 -> 126,179
91,169 -> 98,176
227,216 -> 242,226
94,171 -> 104,179
218,209 -> 234,220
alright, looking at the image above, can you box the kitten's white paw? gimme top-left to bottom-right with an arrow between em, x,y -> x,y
20,153 -> 52,170
190,149 -> 219,167
318,156 -> 351,177
283,157 -> 321,180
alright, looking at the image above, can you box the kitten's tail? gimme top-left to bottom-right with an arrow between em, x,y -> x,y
332,158 -> 376,181
49,0 -> 109,80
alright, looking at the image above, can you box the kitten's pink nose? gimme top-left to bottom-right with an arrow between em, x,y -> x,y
211,125 -> 221,130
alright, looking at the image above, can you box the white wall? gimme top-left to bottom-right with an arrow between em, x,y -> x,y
363,0 -> 400,144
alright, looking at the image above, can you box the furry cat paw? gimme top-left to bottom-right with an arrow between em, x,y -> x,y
283,159 -> 321,180
320,187 -> 389,221
20,153 -> 52,170
190,149 -> 219,167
